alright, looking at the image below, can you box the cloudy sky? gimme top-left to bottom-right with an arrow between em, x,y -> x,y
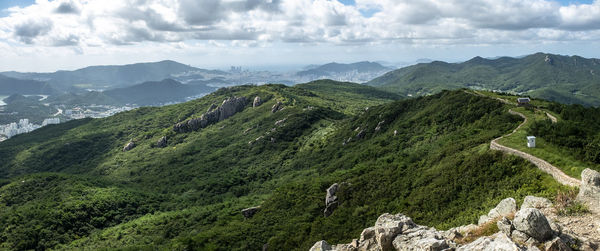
1,0 -> 600,72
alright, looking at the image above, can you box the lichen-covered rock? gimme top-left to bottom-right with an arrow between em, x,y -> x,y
156,136 -> 167,148
521,196 -> 553,209
241,206 -> 261,219
513,208 -> 553,242
123,141 -> 135,152
253,96 -> 262,107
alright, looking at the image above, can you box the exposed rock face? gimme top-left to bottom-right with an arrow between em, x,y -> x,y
123,141 -> 135,152
157,136 -> 167,148
324,183 -> 340,217
207,103 -> 217,112
521,196 -> 553,209
174,96 -> 247,133
241,206 -> 261,219
577,168 -> 600,214
253,96 -> 262,107
272,101 -> 283,113
512,208 -> 553,242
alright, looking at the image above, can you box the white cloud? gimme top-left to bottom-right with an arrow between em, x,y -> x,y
1,0 -> 600,71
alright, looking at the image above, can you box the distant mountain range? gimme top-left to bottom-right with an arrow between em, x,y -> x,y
368,53 -> 600,106
297,61 -> 391,77
0,74 -> 57,95
49,79 -> 216,106
1,60 -> 215,91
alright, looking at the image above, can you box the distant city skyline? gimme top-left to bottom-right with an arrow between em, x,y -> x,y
1,0 -> 600,72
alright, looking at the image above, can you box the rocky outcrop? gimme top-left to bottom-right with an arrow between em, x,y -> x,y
173,96 -> 247,133
311,213 -> 452,251
157,136 -> 167,148
241,206 -> 261,219
272,101 -> 283,113
521,196 -> 553,209
479,198 -> 518,225
253,96 -> 262,107
324,183 -> 340,217
123,141 -> 135,152
312,195 -> 597,251
577,168 -> 600,214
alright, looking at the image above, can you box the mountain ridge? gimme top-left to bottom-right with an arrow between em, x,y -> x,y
368,53 -> 600,106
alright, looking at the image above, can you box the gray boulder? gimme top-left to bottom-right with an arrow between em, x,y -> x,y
521,196 -> 553,209
253,96 -> 262,107
157,136 -> 167,148
123,141 -> 135,152
512,208 -> 553,242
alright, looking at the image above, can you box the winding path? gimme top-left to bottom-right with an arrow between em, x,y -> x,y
465,90 -> 580,187
490,109 -> 581,187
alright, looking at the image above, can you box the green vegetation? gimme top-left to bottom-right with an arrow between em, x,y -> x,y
0,81 -> 568,250
368,53 -> 600,106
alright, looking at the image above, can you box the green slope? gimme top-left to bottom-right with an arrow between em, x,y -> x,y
0,81 -> 566,250
368,53 -> 600,106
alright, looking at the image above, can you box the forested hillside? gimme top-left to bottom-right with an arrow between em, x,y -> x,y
368,53 -> 600,106
0,81 -> 566,250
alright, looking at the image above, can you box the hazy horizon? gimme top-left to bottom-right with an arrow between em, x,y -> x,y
2,0 -> 600,72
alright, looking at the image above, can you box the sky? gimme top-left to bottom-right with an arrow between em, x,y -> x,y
1,0 -> 600,72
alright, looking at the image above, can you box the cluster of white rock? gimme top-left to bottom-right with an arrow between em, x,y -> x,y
0,118 -> 60,140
